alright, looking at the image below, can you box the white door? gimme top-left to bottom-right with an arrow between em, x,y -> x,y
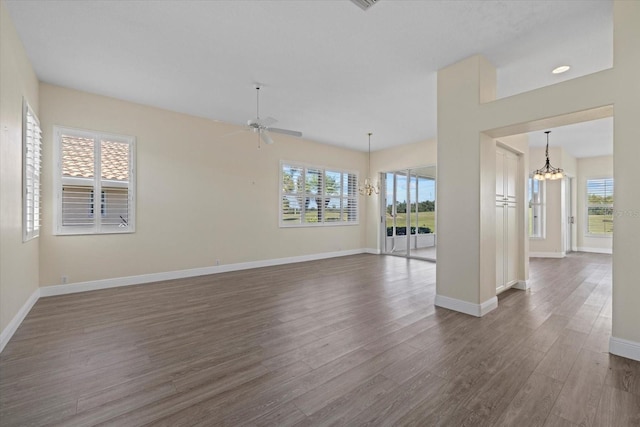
506,203 -> 519,284
496,200 -> 505,293
496,147 -> 520,293
565,177 -> 574,253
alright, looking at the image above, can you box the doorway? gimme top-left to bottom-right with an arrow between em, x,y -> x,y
565,177 -> 574,254
382,166 -> 436,261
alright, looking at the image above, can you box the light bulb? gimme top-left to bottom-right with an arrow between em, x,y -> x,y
544,172 -> 552,179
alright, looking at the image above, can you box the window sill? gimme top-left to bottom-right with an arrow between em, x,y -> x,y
55,229 -> 135,236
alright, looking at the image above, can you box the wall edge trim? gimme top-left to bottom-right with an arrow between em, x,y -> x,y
610,336 -> 640,362
0,288 -> 40,353
577,247 -> 613,255
434,294 -> 498,317
39,248 -> 370,297
513,280 -> 529,290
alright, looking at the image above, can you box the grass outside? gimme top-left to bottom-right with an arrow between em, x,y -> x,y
387,211 -> 435,233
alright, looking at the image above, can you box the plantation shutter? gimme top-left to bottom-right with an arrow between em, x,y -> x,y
344,172 -> 358,222
280,162 -> 358,226
281,164 -> 305,224
57,127 -> 135,234
23,102 -> 42,241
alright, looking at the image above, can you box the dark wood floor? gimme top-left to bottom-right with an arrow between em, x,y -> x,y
1,253 -> 639,426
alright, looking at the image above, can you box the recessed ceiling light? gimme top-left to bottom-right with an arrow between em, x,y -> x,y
552,65 -> 571,74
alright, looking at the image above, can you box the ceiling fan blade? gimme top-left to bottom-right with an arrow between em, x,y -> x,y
267,127 -> 302,138
257,116 -> 277,127
260,131 -> 275,145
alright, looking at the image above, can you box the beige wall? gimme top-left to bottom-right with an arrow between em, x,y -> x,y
437,54 -> 498,306
365,138 -> 437,250
611,0 -> 640,345
577,155 -> 614,252
38,84 -> 368,286
0,1 -> 40,333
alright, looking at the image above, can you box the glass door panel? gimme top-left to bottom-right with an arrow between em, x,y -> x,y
382,166 -> 436,261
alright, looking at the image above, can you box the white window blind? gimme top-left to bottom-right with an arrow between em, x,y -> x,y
586,178 -> 613,236
280,162 -> 358,226
23,100 -> 42,241
55,127 -> 135,235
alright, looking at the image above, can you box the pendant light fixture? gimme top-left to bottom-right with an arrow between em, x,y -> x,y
533,131 -> 564,181
359,132 -> 379,196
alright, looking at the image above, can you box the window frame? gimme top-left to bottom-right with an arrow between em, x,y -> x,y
528,176 -> 545,239
53,126 -> 136,235
22,99 -> 42,242
279,160 -> 359,228
585,177 -> 614,238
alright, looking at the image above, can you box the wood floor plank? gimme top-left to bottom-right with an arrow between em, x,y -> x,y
293,374 -> 397,427
605,353 -> 640,397
461,345 -> 547,424
292,343 -> 417,415
543,414 -> 579,427
347,370 -> 449,426
550,348 -> 610,425
240,401 -> 308,427
533,329 -> 588,382
593,386 -> 640,426
1,252 -> 638,426
494,372 -> 563,427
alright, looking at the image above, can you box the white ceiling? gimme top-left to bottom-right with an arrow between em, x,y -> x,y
5,0 -> 613,156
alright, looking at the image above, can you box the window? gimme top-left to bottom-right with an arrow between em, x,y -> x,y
586,178 -> 613,236
528,177 -> 544,238
23,100 -> 42,241
280,162 -> 358,226
54,126 -> 135,235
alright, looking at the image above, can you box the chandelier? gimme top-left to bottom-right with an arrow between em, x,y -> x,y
533,131 -> 564,181
359,132 -> 379,196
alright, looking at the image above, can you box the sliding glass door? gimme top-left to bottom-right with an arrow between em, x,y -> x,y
382,166 -> 436,261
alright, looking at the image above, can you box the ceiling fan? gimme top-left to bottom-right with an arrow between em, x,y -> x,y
242,84 -> 302,146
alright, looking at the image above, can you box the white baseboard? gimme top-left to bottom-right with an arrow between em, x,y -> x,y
435,294 -> 498,317
0,288 -> 40,353
529,252 -> 566,258
609,336 -> 640,362
513,280 -> 529,290
364,248 -> 381,254
577,247 -> 613,255
39,248 -> 370,297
